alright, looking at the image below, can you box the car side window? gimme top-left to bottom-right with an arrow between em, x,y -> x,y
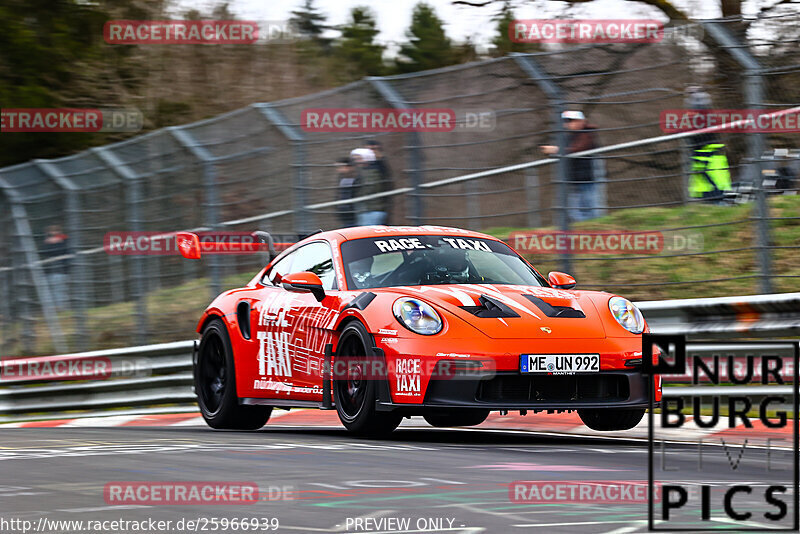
287,242 -> 337,290
262,252 -> 294,286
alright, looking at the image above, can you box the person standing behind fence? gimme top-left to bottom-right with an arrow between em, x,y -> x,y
689,140 -> 732,203
336,157 -> 359,228
684,86 -> 732,203
351,147 -> 390,226
541,111 -> 599,222
42,225 -> 70,309
365,140 -> 394,224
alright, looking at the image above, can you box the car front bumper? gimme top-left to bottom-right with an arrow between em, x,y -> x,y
375,369 -> 655,412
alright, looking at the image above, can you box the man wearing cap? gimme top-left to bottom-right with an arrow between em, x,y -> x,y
351,147 -> 391,226
336,156 -> 359,227
541,111 -> 599,222
365,140 -> 394,224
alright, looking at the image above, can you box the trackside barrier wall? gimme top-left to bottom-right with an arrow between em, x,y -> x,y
0,293 -> 798,422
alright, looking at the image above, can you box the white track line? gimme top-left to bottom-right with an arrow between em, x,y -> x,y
62,415 -> 141,427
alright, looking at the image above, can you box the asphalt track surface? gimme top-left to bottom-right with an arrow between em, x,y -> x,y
1,416 -> 796,534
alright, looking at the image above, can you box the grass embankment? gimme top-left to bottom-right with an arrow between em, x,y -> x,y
488,194 -> 800,301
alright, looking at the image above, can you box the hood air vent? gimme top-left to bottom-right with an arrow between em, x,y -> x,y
523,295 -> 585,318
459,294 -> 520,318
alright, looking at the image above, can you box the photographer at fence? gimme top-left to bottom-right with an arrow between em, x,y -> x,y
337,157 -> 359,228
541,110 -> 600,222
365,140 -> 394,225
351,147 -> 391,226
42,225 -> 70,309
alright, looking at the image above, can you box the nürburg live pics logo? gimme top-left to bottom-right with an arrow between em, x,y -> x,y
644,334 -> 799,531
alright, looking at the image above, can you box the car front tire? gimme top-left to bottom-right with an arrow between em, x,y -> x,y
333,321 -> 402,437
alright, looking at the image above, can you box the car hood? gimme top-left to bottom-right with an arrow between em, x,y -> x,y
376,284 -> 609,339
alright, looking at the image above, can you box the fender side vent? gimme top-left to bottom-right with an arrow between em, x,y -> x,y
342,292 -> 376,311
236,301 -> 251,340
523,295 -> 585,318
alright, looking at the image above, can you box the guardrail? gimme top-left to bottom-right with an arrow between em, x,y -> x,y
638,292 -> 800,337
0,294 -> 797,423
0,341 -> 195,423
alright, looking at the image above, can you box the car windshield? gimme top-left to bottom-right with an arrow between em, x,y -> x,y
340,235 -> 548,289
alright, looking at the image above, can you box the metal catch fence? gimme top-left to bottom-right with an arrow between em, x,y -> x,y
1,16 -> 799,355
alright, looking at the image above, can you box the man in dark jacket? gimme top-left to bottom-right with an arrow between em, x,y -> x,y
365,140 -> 394,224
351,147 -> 392,226
336,157 -> 359,228
541,111 -> 599,222
42,225 -> 70,309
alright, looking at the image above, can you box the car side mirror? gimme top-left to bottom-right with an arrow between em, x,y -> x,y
548,271 -> 576,290
282,271 -> 325,302
176,232 -> 201,259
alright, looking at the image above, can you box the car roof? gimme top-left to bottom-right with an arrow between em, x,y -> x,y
314,225 -> 500,243
256,226 -> 509,285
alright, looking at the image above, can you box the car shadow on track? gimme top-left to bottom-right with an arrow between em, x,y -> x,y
136,424 -> 651,448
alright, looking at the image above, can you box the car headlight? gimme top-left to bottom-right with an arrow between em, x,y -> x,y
608,297 -> 645,334
392,297 -> 442,335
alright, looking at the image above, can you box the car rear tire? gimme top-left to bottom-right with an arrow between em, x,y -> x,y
196,318 -> 272,430
423,410 -> 489,428
578,408 -> 645,431
333,322 -> 402,437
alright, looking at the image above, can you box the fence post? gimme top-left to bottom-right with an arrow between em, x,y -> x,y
108,252 -> 124,303
0,268 -> 9,352
466,179 -> 481,230
255,104 -> 310,235
169,127 -> 222,298
35,160 -> 89,351
593,158 -> 608,218
93,147 -> 148,344
680,142 -> 691,205
513,54 -> 571,273
369,78 -> 425,225
703,22 -> 772,294
9,231 -> 33,354
525,170 -> 541,228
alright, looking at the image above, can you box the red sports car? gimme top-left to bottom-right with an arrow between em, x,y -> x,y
181,225 -> 660,435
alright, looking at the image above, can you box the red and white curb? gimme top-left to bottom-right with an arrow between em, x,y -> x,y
0,410 -> 790,447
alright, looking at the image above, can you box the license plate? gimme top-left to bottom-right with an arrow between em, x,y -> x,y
520,354 -> 600,374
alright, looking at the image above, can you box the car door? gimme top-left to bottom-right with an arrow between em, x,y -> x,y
277,241 -> 340,399
251,241 -> 339,401
244,250 -> 296,399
